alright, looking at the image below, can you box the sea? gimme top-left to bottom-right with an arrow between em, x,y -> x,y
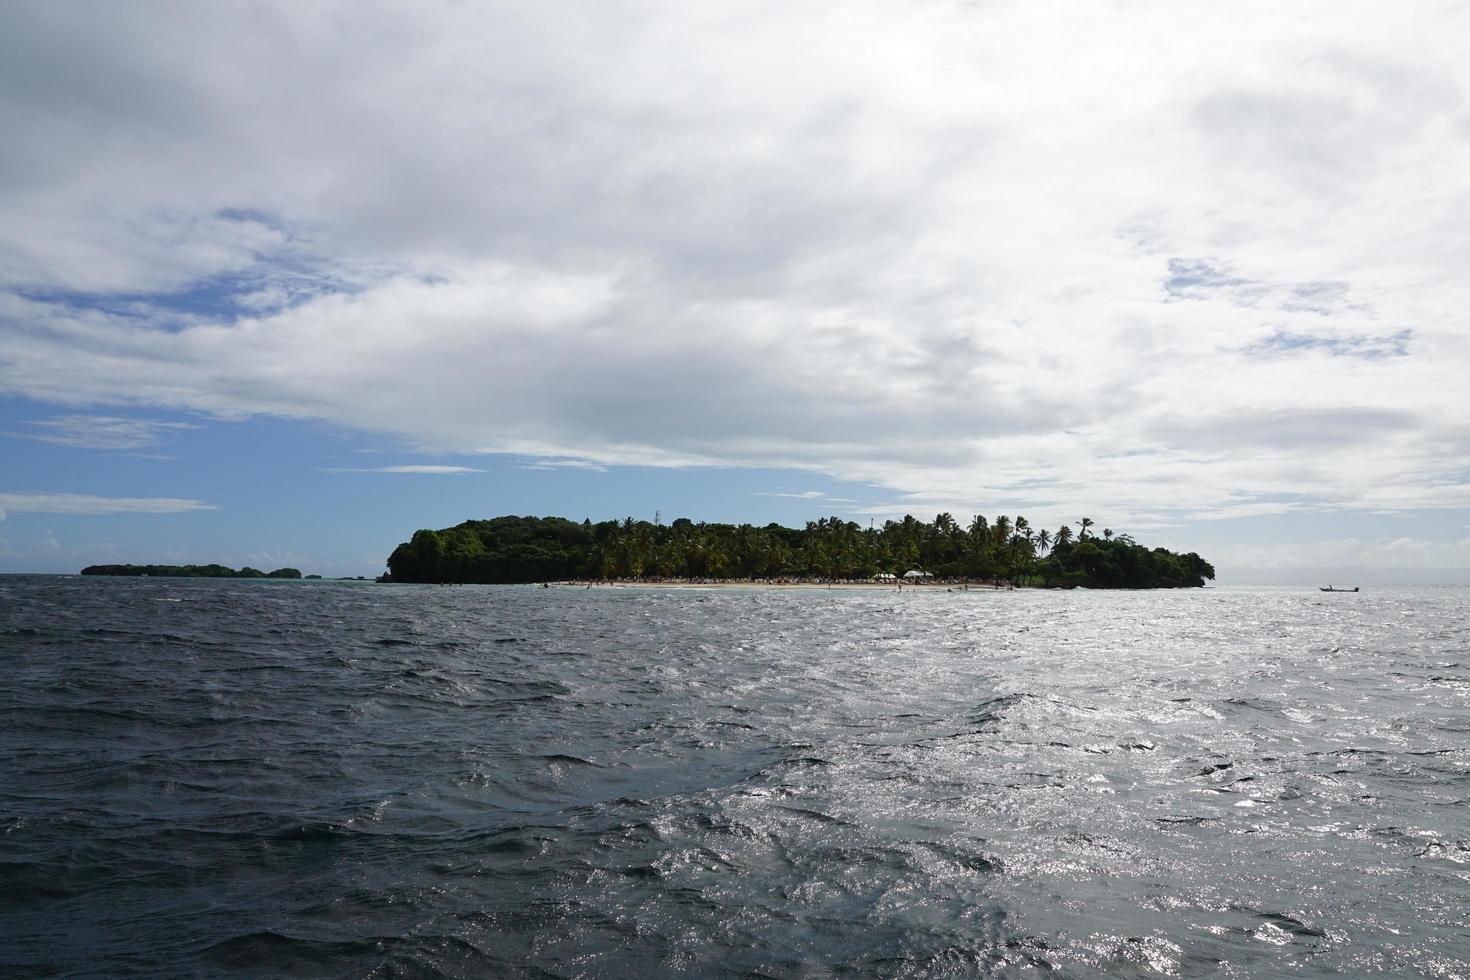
1,576 -> 1467,978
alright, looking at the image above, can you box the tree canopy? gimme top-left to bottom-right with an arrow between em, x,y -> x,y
80,564 -> 303,579
382,514 -> 1214,589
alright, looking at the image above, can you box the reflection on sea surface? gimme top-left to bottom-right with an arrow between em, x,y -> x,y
2,578 -> 1467,976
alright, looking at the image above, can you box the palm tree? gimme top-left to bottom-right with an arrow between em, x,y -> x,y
992,515 -> 1012,547
1015,522 -> 1037,584
1102,528 -> 1113,541
932,512 -> 962,568
1036,528 -> 1052,555
735,524 -> 760,577
964,515 -> 990,577
1076,517 -> 1094,540
1054,525 -> 1073,547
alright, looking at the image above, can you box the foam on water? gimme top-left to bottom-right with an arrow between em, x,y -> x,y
1,577 -> 1468,977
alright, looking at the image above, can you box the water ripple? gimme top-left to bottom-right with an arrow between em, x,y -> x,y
1,577 -> 1468,976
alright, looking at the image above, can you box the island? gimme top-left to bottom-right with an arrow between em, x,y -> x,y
80,564 -> 303,579
381,514 -> 1214,588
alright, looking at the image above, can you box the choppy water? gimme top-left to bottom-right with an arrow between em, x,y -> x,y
1,577 -> 1467,978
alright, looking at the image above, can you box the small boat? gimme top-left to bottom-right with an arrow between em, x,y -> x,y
1319,585 -> 1359,592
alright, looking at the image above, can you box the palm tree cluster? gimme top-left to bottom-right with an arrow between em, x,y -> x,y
385,514 -> 1213,588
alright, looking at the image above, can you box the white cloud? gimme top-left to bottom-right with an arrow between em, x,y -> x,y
0,492 -> 215,515
0,2 -> 1468,529
755,490 -> 858,504
1214,536 -> 1470,570
3,414 -> 198,450
325,465 -> 483,475
518,458 -> 609,472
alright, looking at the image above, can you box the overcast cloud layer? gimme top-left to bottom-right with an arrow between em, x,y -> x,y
2,1 -> 1468,532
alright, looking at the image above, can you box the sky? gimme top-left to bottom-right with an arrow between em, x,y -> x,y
2,1 -> 1470,582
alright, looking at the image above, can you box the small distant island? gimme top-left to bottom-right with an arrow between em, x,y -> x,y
81,564 -> 303,579
382,514 -> 1215,589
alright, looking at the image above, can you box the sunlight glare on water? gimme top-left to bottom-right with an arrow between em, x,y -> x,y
1,578 -> 1468,977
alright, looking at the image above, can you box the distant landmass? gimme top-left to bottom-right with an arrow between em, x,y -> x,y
383,514 -> 1215,588
80,564 -> 303,579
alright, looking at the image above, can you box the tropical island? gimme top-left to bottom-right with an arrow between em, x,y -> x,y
382,514 -> 1214,588
80,564 -> 303,579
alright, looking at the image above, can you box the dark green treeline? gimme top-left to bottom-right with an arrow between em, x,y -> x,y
80,564 -> 303,579
384,514 -> 1214,588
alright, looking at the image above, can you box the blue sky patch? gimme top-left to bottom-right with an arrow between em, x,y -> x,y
1247,328 -> 1411,359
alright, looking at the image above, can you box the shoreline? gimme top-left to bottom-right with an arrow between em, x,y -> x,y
549,578 -> 1019,592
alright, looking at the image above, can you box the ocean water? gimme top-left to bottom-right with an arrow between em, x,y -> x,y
1,576 -> 1467,978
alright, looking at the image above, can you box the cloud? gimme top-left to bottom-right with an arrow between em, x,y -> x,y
3,414 -> 199,449
325,465 -> 483,475
0,492 -> 215,515
1245,328 -> 1412,360
755,490 -> 858,504
1214,535 -> 1470,571
518,458 -> 608,472
1149,408 -> 1418,453
1,2 -> 1468,528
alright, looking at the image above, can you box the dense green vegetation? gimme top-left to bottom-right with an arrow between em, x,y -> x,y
80,564 -> 303,579
383,514 -> 1214,588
